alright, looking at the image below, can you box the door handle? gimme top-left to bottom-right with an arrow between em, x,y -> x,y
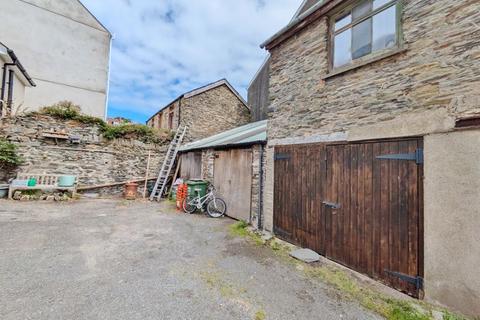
322,201 -> 341,209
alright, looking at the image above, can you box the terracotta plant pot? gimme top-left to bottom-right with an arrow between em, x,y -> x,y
124,182 -> 139,200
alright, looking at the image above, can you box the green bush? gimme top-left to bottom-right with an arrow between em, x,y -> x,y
102,123 -> 170,143
40,101 -> 107,128
38,101 -> 171,143
0,139 -> 22,169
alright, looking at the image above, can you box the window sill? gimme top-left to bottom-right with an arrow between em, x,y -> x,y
322,47 -> 408,80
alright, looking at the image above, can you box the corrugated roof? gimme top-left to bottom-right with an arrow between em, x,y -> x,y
180,120 -> 267,152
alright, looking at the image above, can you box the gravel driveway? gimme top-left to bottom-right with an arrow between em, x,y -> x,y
0,199 -> 381,320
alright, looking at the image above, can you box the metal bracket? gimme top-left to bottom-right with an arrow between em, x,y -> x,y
322,201 -> 342,209
376,148 -> 424,164
385,270 -> 424,290
274,153 -> 291,161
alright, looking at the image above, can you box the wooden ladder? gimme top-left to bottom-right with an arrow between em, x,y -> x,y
149,126 -> 187,201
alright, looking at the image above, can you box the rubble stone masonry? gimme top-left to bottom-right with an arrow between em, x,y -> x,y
181,85 -> 251,142
0,114 -> 168,189
267,0 -> 480,141
264,0 -> 480,316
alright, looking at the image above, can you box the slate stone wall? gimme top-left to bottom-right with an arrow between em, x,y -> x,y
0,114 -> 169,190
267,0 -> 480,141
147,100 -> 180,131
250,144 -> 266,229
200,148 -> 215,183
264,1 -> 480,316
180,85 -> 251,142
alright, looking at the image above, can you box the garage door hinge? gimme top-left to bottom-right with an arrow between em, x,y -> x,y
376,148 -> 424,164
275,153 -> 291,161
385,270 -> 424,290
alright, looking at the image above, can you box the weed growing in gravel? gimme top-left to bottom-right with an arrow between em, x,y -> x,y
200,271 -> 237,299
229,221 -> 273,247
229,221 -> 249,237
255,309 -> 266,320
442,312 -> 470,320
229,223 -> 471,320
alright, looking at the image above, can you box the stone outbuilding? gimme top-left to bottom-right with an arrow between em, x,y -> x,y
260,0 -> 480,316
178,120 -> 267,228
147,79 -> 251,143
0,0 -> 112,118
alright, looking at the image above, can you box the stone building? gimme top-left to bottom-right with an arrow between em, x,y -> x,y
0,0 -> 111,118
260,0 -> 480,317
178,120 -> 267,228
146,79 -> 251,142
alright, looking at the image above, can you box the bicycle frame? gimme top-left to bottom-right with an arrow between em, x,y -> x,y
189,190 -> 216,209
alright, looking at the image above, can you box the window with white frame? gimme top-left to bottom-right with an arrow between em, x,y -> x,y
331,0 -> 401,69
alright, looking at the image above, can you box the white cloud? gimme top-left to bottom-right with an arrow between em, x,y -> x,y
81,0 -> 300,120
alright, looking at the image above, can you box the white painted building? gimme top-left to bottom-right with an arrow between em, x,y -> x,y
0,0 -> 111,118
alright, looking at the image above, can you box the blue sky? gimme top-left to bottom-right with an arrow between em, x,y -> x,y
81,0 -> 300,124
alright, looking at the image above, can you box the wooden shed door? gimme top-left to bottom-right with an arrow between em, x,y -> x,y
324,139 -> 423,297
214,149 -> 252,222
273,144 -> 326,254
180,152 -> 202,179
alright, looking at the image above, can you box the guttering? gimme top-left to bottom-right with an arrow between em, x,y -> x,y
260,0 -> 338,50
179,140 -> 267,154
6,49 -> 36,87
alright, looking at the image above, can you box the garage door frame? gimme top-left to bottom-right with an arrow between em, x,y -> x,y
273,137 -> 424,297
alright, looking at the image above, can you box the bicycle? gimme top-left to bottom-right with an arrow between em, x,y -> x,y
182,185 -> 227,218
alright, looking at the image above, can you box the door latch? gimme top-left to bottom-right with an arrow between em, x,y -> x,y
322,201 -> 341,209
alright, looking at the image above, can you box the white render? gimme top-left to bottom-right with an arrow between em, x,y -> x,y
0,0 -> 111,118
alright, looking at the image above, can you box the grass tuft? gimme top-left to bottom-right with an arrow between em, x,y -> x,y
442,311 -> 470,320
255,309 -> 266,320
229,221 -> 249,237
229,221 -> 265,246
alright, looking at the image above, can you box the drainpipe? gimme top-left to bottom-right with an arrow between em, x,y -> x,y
178,98 -> 182,130
0,63 -> 14,116
7,69 -> 14,114
258,144 -> 266,230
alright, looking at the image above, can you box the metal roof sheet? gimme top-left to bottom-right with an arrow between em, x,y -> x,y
180,120 -> 267,152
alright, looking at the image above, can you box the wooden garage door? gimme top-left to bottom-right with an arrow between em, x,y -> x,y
325,139 -> 423,297
273,144 -> 326,253
181,152 -> 202,179
214,149 -> 252,222
274,139 -> 423,297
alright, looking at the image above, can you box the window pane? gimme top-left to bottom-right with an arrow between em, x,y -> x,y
352,18 -> 372,59
373,0 -> 392,9
352,0 -> 372,20
335,14 -> 352,31
334,29 -> 352,68
372,5 -> 397,51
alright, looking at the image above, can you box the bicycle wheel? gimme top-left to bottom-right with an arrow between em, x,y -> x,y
183,197 -> 197,214
206,198 -> 227,218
